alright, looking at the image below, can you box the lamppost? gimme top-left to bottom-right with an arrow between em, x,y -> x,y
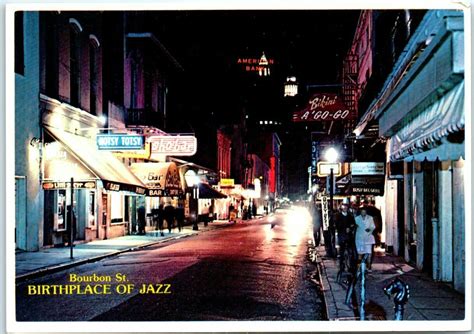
184,169 -> 200,231
325,147 -> 339,258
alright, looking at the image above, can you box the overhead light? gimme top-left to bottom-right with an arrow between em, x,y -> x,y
99,115 -> 107,125
325,147 -> 339,163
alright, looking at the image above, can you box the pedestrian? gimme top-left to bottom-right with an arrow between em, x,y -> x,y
137,205 -> 146,235
252,200 -> 257,217
355,207 -> 376,271
202,203 -> 209,226
176,203 -> 184,232
334,203 -> 357,274
208,201 -> 215,224
164,202 -> 175,233
311,201 -> 323,247
366,200 -> 383,246
66,205 -> 77,246
229,202 -> 235,221
158,203 -> 164,236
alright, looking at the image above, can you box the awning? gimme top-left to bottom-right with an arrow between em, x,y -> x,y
44,126 -> 146,194
198,183 -> 227,199
389,82 -> 464,162
129,162 -> 183,197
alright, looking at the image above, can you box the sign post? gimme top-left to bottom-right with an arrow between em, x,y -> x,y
70,177 -> 74,259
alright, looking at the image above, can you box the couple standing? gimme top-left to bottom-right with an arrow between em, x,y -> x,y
336,203 -> 376,270
313,202 -> 376,269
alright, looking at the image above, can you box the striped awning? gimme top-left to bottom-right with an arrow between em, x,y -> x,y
389,82 -> 464,162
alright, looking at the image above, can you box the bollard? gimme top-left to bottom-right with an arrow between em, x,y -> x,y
383,278 -> 410,320
344,253 -> 369,322
359,257 -> 366,320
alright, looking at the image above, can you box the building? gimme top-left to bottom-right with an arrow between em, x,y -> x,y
14,11 -> 187,250
15,11 -> 41,251
352,10 -> 465,293
216,128 -> 232,181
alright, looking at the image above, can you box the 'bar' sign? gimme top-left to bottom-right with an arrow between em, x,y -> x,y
97,134 -> 144,150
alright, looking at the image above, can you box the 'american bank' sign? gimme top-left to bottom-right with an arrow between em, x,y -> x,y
292,93 -> 356,122
148,135 -> 197,156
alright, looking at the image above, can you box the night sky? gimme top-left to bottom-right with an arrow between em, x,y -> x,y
139,10 -> 361,198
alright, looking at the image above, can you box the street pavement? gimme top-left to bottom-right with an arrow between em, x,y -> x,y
16,221 -> 233,280
313,244 -> 465,321
15,208 -> 325,321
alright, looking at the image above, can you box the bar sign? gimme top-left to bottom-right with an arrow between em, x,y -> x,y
97,134 -> 144,150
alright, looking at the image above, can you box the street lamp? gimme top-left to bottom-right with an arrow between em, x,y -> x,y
324,147 -> 339,258
184,169 -> 200,231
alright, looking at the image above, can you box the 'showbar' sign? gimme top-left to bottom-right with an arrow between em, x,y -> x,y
149,135 -> 197,156
292,93 -> 356,122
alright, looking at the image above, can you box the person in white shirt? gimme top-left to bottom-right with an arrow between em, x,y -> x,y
355,207 -> 376,270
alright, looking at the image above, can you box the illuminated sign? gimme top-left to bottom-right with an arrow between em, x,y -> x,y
42,181 -> 97,190
269,157 -> 276,193
237,53 -> 274,76
130,162 -> 183,197
320,193 -> 329,230
317,162 -> 342,177
112,143 -> 151,159
148,135 -> 197,156
103,181 -> 146,195
351,162 -> 385,175
220,179 -> 235,188
292,93 -> 356,122
97,134 -> 144,150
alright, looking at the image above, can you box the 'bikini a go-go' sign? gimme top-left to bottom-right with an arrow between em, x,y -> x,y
292,93 -> 356,122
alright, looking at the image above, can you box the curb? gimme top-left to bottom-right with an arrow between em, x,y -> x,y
315,252 -> 338,321
313,246 -> 357,321
15,224 -> 230,283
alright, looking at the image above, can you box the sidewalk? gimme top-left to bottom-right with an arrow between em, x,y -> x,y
16,220 -> 234,281
314,245 -> 465,321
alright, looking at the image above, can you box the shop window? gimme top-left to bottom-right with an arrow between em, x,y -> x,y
88,191 -> 96,227
56,190 -> 67,231
14,11 -> 24,75
110,192 -> 124,224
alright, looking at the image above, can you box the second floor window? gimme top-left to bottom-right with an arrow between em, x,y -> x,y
89,36 -> 100,115
70,25 -> 81,106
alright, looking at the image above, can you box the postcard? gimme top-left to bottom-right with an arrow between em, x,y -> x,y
5,0 -> 471,332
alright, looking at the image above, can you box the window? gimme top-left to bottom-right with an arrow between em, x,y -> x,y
70,23 -> 81,106
14,11 -> 24,75
110,192 -> 124,224
43,13 -> 59,97
88,191 -> 96,227
56,190 -> 67,231
89,35 -> 100,115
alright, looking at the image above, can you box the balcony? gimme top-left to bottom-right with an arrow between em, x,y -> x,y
126,108 -> 164,129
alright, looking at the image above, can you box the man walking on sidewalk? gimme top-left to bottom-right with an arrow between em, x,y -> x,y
311,200 -> 323,246
334,202 -> 356,273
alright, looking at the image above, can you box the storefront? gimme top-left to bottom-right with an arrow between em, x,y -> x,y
130,162 -> 184,230
42,126 -> 146,245
353,11 -> 465,293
